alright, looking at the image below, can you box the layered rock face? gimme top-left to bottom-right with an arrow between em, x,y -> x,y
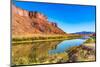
12,5 -> 66,36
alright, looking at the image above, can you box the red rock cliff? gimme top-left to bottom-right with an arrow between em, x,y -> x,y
12,5 -> 66,36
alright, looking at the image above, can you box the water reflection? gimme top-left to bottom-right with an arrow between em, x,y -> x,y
12,40 -> 63,65
12,39 -> 86,65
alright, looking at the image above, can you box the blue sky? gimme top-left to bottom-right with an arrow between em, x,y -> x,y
13,1 -> 96,33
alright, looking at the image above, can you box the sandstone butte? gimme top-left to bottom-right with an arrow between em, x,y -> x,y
12,5 -> 67,37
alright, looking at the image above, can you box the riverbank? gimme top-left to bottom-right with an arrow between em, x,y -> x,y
12,34 -> 82,44
66,37 -> 96,62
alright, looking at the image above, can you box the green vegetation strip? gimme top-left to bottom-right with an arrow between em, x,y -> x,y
12,38 -> 68,44
84,37 -> 96,43
12,35 -> 82,44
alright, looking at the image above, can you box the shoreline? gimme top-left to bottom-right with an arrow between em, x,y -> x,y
12,35 -> 83,44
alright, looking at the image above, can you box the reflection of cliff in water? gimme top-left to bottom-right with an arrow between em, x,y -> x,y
12,41 -> 63,65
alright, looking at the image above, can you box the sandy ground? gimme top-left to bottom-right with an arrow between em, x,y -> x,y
83,43 -> 95,50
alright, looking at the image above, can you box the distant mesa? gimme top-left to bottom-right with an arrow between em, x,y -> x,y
12,5 -> 66,36
71,31 -> 95,36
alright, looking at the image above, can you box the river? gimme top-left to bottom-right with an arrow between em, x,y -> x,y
49,39 -> 86,54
